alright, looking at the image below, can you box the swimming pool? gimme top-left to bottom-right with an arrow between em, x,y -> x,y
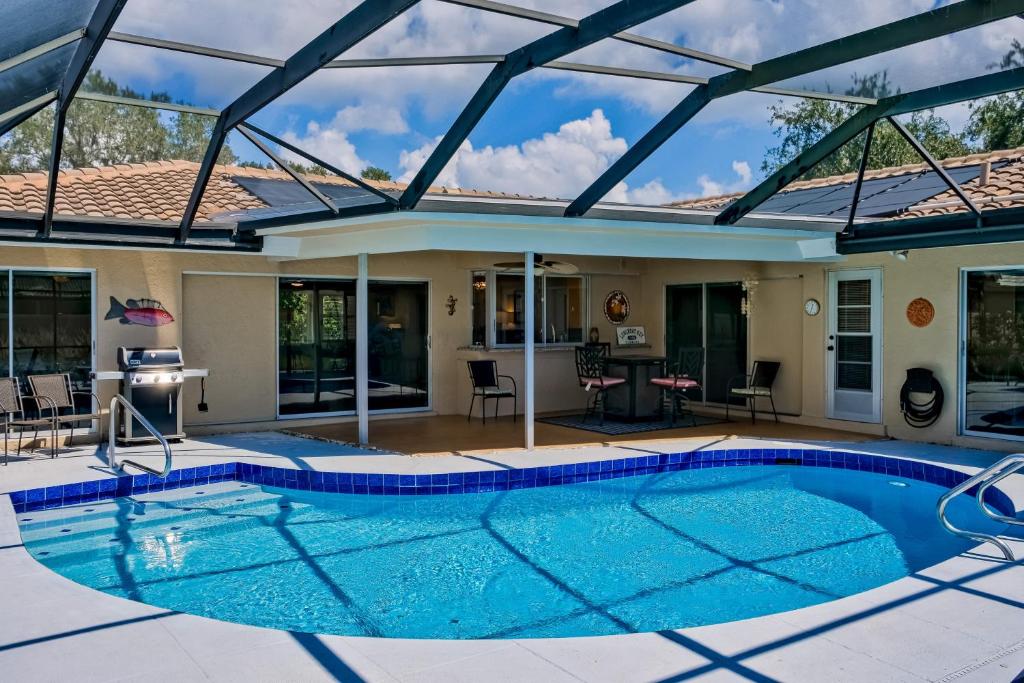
16,457 -> 1009,640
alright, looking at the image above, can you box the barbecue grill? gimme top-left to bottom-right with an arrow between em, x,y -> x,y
94,346 -> 208,444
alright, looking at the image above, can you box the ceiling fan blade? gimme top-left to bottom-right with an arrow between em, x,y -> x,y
493,261 -> 525,270
543,261 -> 579,275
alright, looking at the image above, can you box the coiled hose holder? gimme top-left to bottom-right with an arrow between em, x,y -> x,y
900,367 -> 944,428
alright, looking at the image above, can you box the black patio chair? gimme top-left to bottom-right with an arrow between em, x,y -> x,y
28,373 -> 104,452
0,377 -> 57,463
651,347 -> 704,426
726,361 -> 781,424
575,345 -> 625,426
466,360 -> 517,424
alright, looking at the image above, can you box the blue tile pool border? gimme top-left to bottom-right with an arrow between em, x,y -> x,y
6,449 -> 1017,518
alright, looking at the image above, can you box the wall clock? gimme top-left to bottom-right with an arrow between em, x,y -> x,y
804,298 -> 821,316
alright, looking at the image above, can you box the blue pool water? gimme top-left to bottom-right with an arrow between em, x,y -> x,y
17,465 -> 1004,639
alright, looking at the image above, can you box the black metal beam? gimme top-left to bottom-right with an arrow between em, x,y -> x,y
179,0 -> 419,242
41,0 -> 126,238
439,0 -> 752,71
566,0 -> 1024,218
837,207 -> 1024,254
0,92 -> 57,138
565,85 -> 710,217
711,0 -> 1024,99
716,65 -> 1024,226
399,0 -> 698,210
886,115 -> 981,217
236,126 -> 339,215
235,201 -> 398,232
239,123 -> 398,206
846,122 -> 875,232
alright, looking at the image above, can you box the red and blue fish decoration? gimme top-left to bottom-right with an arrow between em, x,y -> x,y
105,296 -> 175,327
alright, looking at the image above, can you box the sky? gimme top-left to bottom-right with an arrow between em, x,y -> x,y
86,0 -> 1024,205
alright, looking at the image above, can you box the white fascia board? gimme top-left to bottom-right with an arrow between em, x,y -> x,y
261,216 -> 838,262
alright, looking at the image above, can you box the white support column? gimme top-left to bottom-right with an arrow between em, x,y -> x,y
356,252 -> 369,445
524,251 -> 535,450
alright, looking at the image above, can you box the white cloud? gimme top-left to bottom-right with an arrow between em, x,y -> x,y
696,160 -> 754,198
280,122 -> 368,174
330,104 -> 409,135
399,109 -> 628,198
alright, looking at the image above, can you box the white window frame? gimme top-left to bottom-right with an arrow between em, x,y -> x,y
471,269 -> 589,349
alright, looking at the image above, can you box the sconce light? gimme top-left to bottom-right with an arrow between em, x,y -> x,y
890,250 -> 909,261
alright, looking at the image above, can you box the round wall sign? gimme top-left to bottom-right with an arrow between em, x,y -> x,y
906,297 -> 935,328
603,290 -> 630,324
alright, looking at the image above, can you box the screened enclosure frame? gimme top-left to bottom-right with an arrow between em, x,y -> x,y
1,0 -> 1024,252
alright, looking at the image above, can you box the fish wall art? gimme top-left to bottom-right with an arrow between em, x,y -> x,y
105,296 -> 175,327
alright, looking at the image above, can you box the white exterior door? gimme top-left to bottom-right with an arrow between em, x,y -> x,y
827,269 -> 882,423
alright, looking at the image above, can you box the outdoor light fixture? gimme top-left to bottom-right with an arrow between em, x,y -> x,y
891,250 -> 910,261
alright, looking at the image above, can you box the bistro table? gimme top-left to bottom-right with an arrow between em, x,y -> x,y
602,355 -> 667,422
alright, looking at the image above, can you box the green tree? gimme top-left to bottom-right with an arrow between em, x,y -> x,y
964,41 -> 1024,150
762,72 -> 970,179
0,71 -> 236,173
360,165 -> 392,182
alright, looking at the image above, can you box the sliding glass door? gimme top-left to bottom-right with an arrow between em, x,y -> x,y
278,278 -> 429,416
0,270 -> 93,389
962,268 -> 1024,438
368,281 -> 429,411
665,282 -> 747,405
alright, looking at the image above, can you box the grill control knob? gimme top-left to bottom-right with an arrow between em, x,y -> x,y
171,373 -> 178,382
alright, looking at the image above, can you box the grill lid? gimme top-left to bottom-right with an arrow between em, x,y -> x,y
117,346 -> 184,370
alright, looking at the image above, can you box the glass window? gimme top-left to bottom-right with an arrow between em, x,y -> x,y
11,272 -> 92,389
490,272 -> 584,346
964,269 -> 1024,437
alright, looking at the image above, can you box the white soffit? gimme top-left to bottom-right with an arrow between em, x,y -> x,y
258,211 -> 840,262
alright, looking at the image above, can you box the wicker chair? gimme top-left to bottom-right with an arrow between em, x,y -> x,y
650,347 -> 704,426
0,377 -> 57,463
575,345 -> 625,425
27,374 -> 104,451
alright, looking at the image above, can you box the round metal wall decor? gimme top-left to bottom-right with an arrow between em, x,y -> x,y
603,290 -> 630,324
906,297 -> 935,328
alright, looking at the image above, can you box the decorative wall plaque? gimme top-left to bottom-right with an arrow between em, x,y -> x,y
603,290 -> 630,324
906,297 -> 935,328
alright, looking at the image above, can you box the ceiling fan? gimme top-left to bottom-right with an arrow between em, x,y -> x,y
493,253 -> 579,275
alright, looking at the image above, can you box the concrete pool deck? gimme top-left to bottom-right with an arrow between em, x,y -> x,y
0,431 -> 1021,682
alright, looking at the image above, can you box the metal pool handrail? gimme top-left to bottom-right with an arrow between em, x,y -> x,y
936,454 -> 1023,561
107,394 -> 172,478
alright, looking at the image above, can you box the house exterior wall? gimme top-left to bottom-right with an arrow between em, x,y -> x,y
4,238 -> 1024,452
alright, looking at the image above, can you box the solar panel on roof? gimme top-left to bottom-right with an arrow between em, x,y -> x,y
753,162 -> 1005,218
232,176 -> 383,208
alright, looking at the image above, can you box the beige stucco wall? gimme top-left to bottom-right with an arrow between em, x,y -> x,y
5,238 -> 1024,452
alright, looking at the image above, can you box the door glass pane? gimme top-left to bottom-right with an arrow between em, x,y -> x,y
368,281 -> 428,411
706,283 -> 747,404
544,276 -> 583,344
278,279 -> 355,415
964,270 -> 1024,436
835,278 -> 873,392
12,272 -> 91,389
665,284 -> 704,402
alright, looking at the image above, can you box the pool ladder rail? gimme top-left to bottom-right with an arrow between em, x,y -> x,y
936,454 -> 1024,561
107,394 -> 173,478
